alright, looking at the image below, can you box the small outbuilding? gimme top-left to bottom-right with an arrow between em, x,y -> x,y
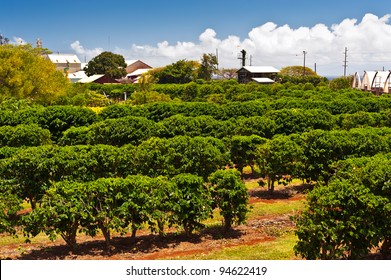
237,66 -> 279,84
125,60 -> 153,83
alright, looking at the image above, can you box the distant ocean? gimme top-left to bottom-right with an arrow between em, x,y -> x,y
325,76 -> 340,80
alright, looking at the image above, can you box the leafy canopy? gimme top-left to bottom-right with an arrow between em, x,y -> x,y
84,51 -> 127,79
0,44 -> 70,104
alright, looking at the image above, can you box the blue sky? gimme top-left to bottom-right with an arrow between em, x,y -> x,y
1,0 -> 391,75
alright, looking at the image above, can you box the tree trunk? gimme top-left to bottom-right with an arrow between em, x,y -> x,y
157,220 -> 165,236
98,223 -> 111,248
223,217 -> 232,233
61,221 -> 79,252
381,237 -> 391,257
29,196 -> 36,210
269,179 -> 275,193
131,226 -> 137,243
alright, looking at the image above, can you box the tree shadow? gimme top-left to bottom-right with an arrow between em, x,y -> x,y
16,227 -> 245,260
249,184 -> 314,200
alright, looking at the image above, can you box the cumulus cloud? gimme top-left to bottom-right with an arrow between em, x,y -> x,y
71,13 -> 391,76
70,41 -> 104,61
12,37 -> 27,45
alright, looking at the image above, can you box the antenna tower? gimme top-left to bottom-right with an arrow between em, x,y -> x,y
343,47 -> 348,77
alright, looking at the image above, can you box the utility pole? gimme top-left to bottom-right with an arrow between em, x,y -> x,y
303,51 -> 307,76
343,47 -> 348,77
238,49 -> 247,67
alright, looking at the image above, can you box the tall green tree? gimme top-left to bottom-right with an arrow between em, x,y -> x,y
0,45 -> 70,104
197,53 -> 218,80
84,51 -> 127,79
153,59 -> 199,84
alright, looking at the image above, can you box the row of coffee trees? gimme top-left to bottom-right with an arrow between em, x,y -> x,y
0,84 -> 391,258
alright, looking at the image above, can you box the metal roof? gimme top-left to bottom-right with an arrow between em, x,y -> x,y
47,54 -> 81,64
77,74 -> 104,84
126,68 -> 151,77
252,77 -> 276,84
241,66 -> 280,73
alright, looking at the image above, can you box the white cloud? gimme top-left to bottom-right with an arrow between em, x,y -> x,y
12,37 -> 27,45
70,41 -> 104,61
71,13 -> 391,76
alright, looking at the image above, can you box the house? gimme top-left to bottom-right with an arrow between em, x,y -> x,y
127,68 -> 152,83
47,53 -> 81,73
237,66 -> 279,84
77,74 -> 120,84
125,60 -> 153,83
68,71 -> 88,83
125,60 -> 152,74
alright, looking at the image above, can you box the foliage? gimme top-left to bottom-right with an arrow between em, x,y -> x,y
131,91 -> 172,105
209,169 -> 250,231
256,135 -> 302,192
279,66 -> 318,77
0,180 -> 22,235
0,124 -> 51,147
83,51 -> 127,79
229,135 -> 267,175
170,174 -> 212,235
197,53 -> 218,81
294,179 -> 389,259
0,44 -> 70,104
86,116 -> 160,146
329,76 -> 352,90
152,59 -> 199,84
22,181 -> 89,250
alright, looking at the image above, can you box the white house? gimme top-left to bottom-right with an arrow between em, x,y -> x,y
47,53 -> 81,73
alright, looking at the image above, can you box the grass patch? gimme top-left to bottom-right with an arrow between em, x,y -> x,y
249,199 -> 305,219
166,231 -> 298,260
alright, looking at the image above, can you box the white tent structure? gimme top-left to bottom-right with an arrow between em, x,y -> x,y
383,72 -> 391,93
352,72 -> 362,89
372,71 -> 390,93
361,71 -> 377,91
